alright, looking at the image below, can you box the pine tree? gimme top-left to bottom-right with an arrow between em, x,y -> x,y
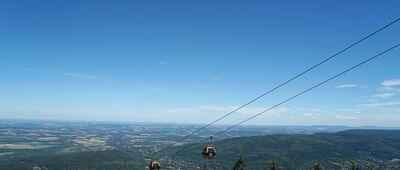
232,155 -> 248,170
202,165 -> 209,170
267,160 -> 280,170
313,163 -> 323,170
32,165 -> 42,170
351,162 -> 359,170
367,163 -> 375,170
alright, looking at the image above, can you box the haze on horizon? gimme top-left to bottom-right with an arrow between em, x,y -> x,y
1,1 -> 400,127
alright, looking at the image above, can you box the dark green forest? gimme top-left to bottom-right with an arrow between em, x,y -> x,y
165,129 -> 400,169
1,130 -> 400,169
0,150 -> 144,170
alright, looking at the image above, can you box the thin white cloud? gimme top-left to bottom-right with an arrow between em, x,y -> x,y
197,105 -> 236,112
167,105 -> 288,115
336,84 -> 358,88
336,116 -> 357,120
377,87 -> 400,93
65,72 -> 98,80
187,85 -> 215,89
159,60 -> 168,65
339,108 -> 363,114
361,101 -> 400,107
297,108 -> 332,114
371,93 -> 396,98
302,113 -> 320,119
199,105 -> 287,115
211,76 -> 221,80
339,108 -> 357,112
381,79 -> 400,86
378,86 -> 396,91
137,85 -> 166,92
166,108 -> 198,113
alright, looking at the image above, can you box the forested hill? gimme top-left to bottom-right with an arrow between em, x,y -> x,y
0,150 -> 144,170
2,129 -> 399,169
165,129 -> 400,169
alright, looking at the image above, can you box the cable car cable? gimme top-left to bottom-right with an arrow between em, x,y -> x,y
213,43 -> 400,138
149,18 -> 400,157
170,43 -> 400,154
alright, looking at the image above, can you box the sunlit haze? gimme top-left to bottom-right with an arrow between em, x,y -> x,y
1,1 -> 400,126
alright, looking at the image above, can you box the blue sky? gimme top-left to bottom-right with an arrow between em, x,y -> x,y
0,0 -> 399,126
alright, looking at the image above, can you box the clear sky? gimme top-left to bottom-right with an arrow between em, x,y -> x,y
1,0 -> 399,126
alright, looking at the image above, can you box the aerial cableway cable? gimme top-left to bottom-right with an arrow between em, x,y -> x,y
212,43 -> 400,137
173,43 -> 400,154
150,17 -> 400,157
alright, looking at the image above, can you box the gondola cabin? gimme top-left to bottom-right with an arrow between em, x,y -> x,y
202,146 -> 216,159
149,161 -> 160,170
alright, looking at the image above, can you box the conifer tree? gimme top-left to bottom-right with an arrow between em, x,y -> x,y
351,162 -> 359,170
313,163 -> 323,170
267,160 -> 280,170
232,155 -> 248,170
367,163 -> 375,170
202,165 -> 209,170
32,165 -> 42,170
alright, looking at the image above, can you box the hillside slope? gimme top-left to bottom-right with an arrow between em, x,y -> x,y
0,150 -> 145,170
164,129 -> 400,169
2,129 -> 399,169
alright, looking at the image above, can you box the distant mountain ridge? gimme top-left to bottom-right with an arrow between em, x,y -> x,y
165,129 -> 400,169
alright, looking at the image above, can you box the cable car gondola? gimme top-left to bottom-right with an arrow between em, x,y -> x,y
202,136 -> 216,159
149,161 -> 160,170
202,145 -> 216,159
